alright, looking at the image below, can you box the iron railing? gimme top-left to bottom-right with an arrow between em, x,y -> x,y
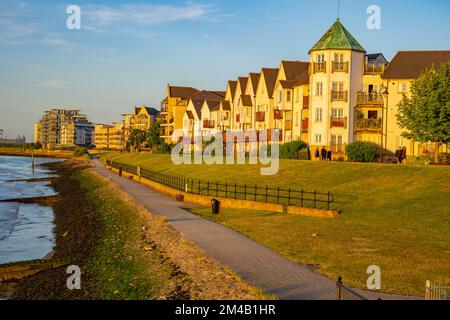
106,160 -> 336,210
336,277 -> 368,300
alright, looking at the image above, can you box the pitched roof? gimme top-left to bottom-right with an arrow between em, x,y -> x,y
248,73 -> 260,92
261,68 -> 279,98
189,90 -> 224,117
279,80 -> 294,89
365,53 -> 388,64
168,86 -> 200,99
238,77 -> 248,92
209,91 -> 226,98
310,19 -> 366,53
240,95 -> 253,106
293,68 -> 310,86
281,61 -> 310,80
145,107 -> 159,116
189,99 -> 205,118
186,110 -> 194,120
227,80 -> 238,98
220,100 -> 231,111
382,50 -> 450,79
206,100 -> 221,111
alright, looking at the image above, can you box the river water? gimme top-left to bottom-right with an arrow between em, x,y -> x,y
0,155 -> 62,265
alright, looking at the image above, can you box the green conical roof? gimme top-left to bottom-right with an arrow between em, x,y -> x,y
309,19 -> 366,53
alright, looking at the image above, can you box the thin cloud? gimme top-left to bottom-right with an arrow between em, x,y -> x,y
32,80 -> 66,88
41,33 -> 74,49
85,3 -> 214,26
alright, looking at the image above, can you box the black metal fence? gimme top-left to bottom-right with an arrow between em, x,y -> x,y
106,160 -> 336,210
336,277 -> 368,300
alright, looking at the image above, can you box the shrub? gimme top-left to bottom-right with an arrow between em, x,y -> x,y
279,141 -> 307,159
346,141 -> 380,162
74,146 -> 88,157
156,143 -> 174,154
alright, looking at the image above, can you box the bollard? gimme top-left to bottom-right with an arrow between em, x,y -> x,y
211,199 -> 221,223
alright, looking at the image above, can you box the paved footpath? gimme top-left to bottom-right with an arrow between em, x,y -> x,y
93,160 -> 418,300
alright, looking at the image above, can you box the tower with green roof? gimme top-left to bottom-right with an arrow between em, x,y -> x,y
308,19 -> 366,157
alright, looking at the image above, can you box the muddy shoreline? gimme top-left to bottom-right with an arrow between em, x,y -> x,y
10,160 -> 101,299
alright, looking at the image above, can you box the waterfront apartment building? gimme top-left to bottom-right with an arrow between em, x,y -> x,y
160,19 -> 450,158
93,106 -> 159,150
35,109 -> 94,149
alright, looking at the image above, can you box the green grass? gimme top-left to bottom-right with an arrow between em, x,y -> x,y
101,152 -> 450,296
76,170 -> 173,300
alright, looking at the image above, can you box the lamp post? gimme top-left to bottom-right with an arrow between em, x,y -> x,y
380,84 -> 389,162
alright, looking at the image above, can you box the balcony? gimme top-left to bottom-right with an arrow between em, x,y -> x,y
355,118 -> 382,132
313,62 -> 326,73
332,61 -> 349,73
203,120 -> 215,129
330,117 -> 347,128
303,96 -> 309,108
274,109 -> 283,120
364,63 -> 386,75
356,92 -> 384,106
331,90 -> 348,102
255,111 -> 265,122
301,119 -> 309,133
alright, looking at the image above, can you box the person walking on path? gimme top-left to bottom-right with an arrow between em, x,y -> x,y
396,147 -> 403,164
314,148 -> 320,161
321,146 -> 327,161
402,147 -> 407,164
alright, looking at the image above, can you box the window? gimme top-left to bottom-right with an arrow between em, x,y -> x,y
295,112 -> 299,126
332,82 -> 344,92
315,133 -> 322,144
317,54 -> 325,63
315,82 -> 323,96
286,90 -> 291,102
315,108 -> 323,122
334,53 -> 344,63
332,108 -> 344,118
398,82 -> 407,93
278,91 -> 282,103
295,89 -> 299,102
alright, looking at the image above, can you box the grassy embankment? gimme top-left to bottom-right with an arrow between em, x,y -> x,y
76,168 -> 266,300
102,152 -> 450,296
0,146 -> 74,158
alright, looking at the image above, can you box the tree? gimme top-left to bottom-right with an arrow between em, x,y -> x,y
396,61 -> 450,163
147,122 -> 163,149
127,129 -> 147,152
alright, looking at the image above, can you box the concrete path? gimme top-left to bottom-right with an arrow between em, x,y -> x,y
92,160 -> 418,300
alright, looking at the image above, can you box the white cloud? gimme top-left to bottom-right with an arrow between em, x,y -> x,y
41,33 -> 73,48
32,80 -> 66,88
85,3 -> 214,26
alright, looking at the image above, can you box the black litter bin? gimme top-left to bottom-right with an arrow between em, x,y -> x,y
211,199 -> 221,215
118,167 -> 123,177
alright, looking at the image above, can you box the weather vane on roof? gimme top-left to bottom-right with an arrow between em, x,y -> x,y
337,0 -> 341,20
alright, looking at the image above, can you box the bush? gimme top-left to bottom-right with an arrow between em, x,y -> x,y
279,141 -> 307,159
346,141 -> 380,162
74,146 -> 88,157
156,143 -> 174,154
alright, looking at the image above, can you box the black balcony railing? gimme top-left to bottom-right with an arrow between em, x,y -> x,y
357,92 -> 383,105
313,62 -> 326,73
332,62 -> 349,73
355,118 -> 382,131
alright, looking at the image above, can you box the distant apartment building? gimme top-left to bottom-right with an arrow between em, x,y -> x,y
35,109 -> 94,149
0,129 -> 26,145
93,106 -> 159,150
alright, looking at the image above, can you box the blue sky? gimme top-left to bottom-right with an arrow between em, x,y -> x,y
1,0 -> 449,141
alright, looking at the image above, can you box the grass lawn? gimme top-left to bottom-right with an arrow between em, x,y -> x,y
101,152 -> 450,296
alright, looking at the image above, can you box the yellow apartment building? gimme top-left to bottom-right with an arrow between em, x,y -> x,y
162,18 -> 449,159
